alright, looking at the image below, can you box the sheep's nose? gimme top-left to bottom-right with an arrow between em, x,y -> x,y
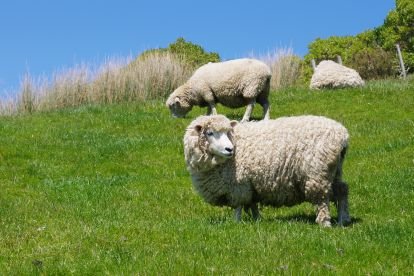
225,147 -> 233,153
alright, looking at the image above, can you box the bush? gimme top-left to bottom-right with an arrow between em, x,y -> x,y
305,36 -> 365,64
305,0 -> 414,78
167,37 -> 220,68
139,37 -> 220,69
348,47 -> 397,80
375,0 -> 414,74
304,33 -> 399,80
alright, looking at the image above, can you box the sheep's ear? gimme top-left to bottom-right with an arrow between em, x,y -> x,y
230,120 -> 238,128
194,125 -> 203,133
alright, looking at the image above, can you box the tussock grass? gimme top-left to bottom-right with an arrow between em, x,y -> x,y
253,47 -> 302,90
1,47 -> 304,116
92,52 -> 192,103
0,79 -> 413,274
1,52 -> 192,115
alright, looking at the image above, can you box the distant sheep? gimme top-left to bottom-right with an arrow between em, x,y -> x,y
166,58 -> 271,122
310,60 -> 364,89
184,115 -> 351,227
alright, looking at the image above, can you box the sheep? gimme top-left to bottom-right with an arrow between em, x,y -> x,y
310,60 -> 364,89
166,58 -> 271,122
183,114 -> 351,227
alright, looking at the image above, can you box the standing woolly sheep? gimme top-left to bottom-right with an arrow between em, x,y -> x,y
184,115 -> 351,227
166,58 -> 271,122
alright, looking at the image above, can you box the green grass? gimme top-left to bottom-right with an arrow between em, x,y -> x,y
1,80 -> 413,274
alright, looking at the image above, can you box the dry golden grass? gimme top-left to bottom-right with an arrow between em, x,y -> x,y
1,48 -> 302,115
92,52 -> 192,104
1,52 -> 192,115
253,48 -> 302,90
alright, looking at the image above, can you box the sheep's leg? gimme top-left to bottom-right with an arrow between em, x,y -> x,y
207,103 -> 217,116
315,199 -> 332,227
241,99 -> 255,123
337,195 -> 350,226
306,178 -> 331,227
332,149 -> 351,226
235,204 -> 260,221
259,99 -> 270,120
241,204 -> 261,221
234,207 -> 242,221
333,181 -> 351,226
250,203 -> 261,221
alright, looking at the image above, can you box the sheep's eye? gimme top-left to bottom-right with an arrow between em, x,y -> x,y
206,130 -> 214,136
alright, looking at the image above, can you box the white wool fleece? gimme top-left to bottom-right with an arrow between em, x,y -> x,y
167,58 -> 271,122
184,115 -> 351,227
310,60 -> 364,89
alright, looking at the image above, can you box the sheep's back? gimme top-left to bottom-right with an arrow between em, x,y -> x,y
232,115 -> 348,205
189,59 -> 271,102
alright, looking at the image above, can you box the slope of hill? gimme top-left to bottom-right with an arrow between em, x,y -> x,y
0,80 -> 413,274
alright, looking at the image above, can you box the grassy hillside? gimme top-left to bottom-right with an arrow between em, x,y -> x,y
0,80 -> 413,274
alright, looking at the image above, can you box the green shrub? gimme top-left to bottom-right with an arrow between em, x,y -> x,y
304,35 -> 399,80
305,0 -> 414,79
303,32 -> 399,80
305,36 -> 364,64
139,37 -> 220,69
167,37 -> 221,68
303,36 -> 366,80
348,47 -> 397,80
375,0 -> 414,74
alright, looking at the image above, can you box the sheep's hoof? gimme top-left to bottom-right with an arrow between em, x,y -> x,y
250,205 -> 261,221
316,216 -> 332,227
320,221 -> 332,227
234,207 -> 242,222
338,218 -> 351,227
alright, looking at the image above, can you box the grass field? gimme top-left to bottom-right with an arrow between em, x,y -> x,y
0,79 -> 413,274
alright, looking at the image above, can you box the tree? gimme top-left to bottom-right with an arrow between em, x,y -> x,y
305,0 -> 414,78
377,0 -> 414,72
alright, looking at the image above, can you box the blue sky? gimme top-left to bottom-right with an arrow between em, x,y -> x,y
0,0 -> 395,96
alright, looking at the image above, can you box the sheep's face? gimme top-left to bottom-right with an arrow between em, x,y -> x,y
166,86 -> 192,118
195,118 -> 238,160
206,128 -> 234,158
185,115 -> 238,171
168,96 -> 192,118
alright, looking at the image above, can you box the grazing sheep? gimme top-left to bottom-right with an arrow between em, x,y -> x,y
184,115 -> 351,227
166,58 -> 271,122
310,60 -> 364,89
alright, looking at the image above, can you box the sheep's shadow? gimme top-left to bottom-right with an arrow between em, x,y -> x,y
225,113 -> 263,122
206,214 -> 260,225
207,216 -> 230,225
207,213 -> 362,227
267,213 -> 316,225
263,213 -> 362,227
